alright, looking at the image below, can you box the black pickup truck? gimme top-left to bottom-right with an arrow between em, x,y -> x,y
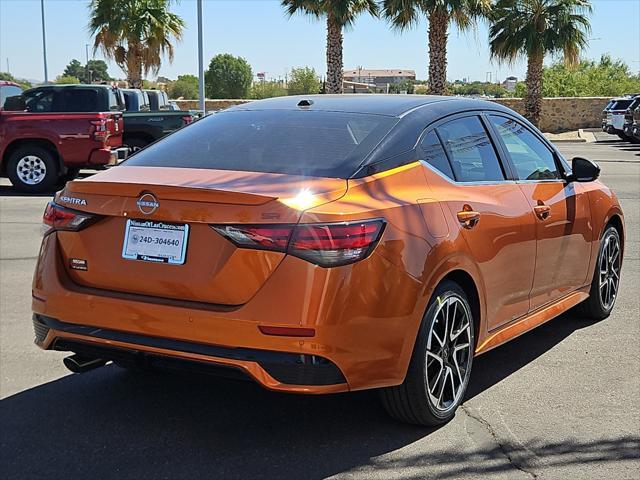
19,85 -> 195,152
120,88 -> 194,150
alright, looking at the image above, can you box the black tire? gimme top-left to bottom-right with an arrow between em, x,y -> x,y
56,167 -> 80,187
575,226 -> 622,320
380,280 -> 475,426
6,145 -> 59,193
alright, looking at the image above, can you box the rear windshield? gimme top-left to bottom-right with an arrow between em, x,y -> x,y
124,109 -> 397,178
612,99 -> 633,111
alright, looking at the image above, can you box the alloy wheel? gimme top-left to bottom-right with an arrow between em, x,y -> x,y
425,295 -> 473,413
16,155 -> 47,185
599,233 -> 621,310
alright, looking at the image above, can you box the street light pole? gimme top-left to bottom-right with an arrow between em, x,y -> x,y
197,0 -> 205,113
40,0 -> 49,83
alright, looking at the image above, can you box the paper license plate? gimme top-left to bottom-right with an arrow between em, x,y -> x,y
122,219 -> 189,265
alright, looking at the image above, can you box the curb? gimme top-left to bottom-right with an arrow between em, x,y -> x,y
550,138 -> 587,143
578,129 -> 596,143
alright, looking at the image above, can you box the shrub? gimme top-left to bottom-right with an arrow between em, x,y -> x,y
205,54 -> 253,99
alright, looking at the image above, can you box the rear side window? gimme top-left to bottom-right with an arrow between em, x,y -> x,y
25,90 -> 54,112
436,116 -> 505,182
489,116 -> 559,181
56,89 -> 99,112
612,100 -> 633,111
108,89 -> 122,111
420,131 -> 454,180
125,109 -> 397,178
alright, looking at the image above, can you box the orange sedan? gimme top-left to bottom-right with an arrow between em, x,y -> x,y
32,95 -> 624,426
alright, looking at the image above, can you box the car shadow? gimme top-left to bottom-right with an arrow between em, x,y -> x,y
1,311 -> 627,479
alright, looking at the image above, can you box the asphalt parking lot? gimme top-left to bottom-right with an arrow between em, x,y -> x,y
0,137 -> 638,479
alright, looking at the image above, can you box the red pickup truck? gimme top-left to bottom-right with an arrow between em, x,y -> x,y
0,81 -> 124,192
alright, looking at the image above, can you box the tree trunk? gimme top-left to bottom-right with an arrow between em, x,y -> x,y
126,42 -> 143,89
525,52 -> 544,127
325,15 -> 343,94
427,9 -> 449,95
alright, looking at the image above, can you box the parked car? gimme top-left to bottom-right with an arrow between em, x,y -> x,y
33,95 -> 624,426
121,88 -> 195,151
632,104 -> 640,141
0,84 -> 124,192
602,96 -> 637,140
622,97 -> 640,143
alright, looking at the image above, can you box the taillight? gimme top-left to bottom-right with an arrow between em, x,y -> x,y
42,202 -> 98,235
90,119 -> 109,142
182,115 -> 194,125
212,219 -> 385,267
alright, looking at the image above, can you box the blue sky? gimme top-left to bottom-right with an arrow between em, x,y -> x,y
1,0 -> 638,84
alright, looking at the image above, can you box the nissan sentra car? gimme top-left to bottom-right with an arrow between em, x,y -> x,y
32,95 -> 624,426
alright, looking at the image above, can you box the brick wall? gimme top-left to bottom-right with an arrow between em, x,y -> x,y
490,97 -> 608,133
175,97 -> 610,133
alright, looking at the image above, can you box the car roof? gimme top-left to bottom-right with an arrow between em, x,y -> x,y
0,80 -> 21,87
24,84 -> 113,93
227,94 -> 461,117
227,94 -> 516,119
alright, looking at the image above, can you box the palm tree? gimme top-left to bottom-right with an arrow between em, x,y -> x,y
88,0 -> 185,88
282,0 -> 379,94
383,0 -> 491,95
489,0 -> 591,126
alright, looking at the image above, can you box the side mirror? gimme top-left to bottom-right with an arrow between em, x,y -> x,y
569,157 -> 601,182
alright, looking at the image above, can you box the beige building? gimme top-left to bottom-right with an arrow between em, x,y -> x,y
343,69 -> 416,89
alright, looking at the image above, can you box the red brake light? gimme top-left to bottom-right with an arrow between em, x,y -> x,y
182,115 -> 194,125
211,225 -> 294,250
211,219 -> 385,267
43,202 -> 97,234
90,119 -> 110,142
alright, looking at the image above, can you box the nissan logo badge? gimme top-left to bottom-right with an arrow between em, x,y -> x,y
137,193 -> 159,215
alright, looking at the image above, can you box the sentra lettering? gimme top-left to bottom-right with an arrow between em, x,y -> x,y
59,196 -> 87,206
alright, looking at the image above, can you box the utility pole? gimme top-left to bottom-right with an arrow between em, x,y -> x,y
40,0 -> 49,83
85,44 -> 91,84
197,0 -> 205,113
6,58 -> 9,75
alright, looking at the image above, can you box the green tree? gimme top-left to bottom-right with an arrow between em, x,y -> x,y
383,0 -> 491,95
62,59 -> 110,83
63,59 -> 85,80
88,0 -> 185,88
0,72 -> 31,89
205,54 -> 253,99
86,60 -> 111,82
542,55 -> 640,97
489,0 -> 591,126
287,67 -> 321,95
55,75 -> 80,84
168,74 -> 199,99
250,81 -> 288,99
389,79 -> 416,94
282,0 -> 379,94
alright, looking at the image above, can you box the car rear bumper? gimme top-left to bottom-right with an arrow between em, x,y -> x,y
34,314 -> 347,390
88,148 -> 119,166
32,233 -> 423,393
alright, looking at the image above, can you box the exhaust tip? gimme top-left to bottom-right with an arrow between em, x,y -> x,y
63,354 -> 107,374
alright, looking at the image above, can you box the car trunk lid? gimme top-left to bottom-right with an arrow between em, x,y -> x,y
54,166 -> 347,305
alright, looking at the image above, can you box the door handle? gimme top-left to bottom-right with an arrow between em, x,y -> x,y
457,207 -> 480,229
534,204 -> 551,220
